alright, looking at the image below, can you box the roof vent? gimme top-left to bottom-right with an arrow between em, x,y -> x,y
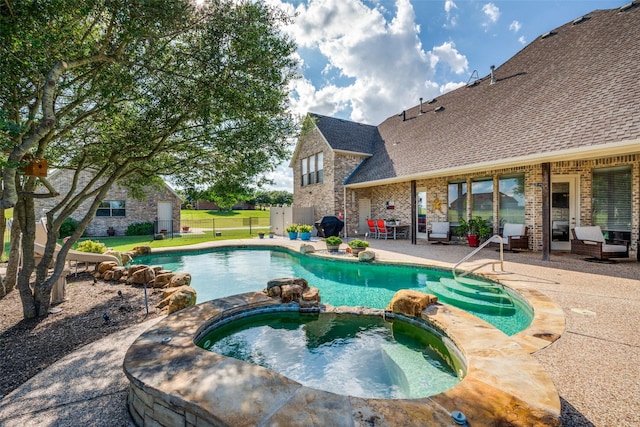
419,97 -> 424,115
490,65 -> 496,85
427,98 -> 437,104
572,16 -> 590,25
619,1 -> 639,11
399,110 -> 406,121
541,31 -> 556,39
466,69 -> 480,87
434,106 -> 445,113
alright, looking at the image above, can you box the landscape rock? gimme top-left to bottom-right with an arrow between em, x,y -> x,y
358,250 -> 376,262
131,267 -> 156,285
157,285 -> 197,314
267,278 -> 309,292
387,290 -> 438,317
169,273 -> 191,287
98,261 -> 119,274
299,244 -> 315,254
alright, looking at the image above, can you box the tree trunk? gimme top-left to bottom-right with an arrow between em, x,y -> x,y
14,197 -> 37,318
1,219 -> 22,298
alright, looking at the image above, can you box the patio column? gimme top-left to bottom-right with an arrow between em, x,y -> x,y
542,162 -> 551,261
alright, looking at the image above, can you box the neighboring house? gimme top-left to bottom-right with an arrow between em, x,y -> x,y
291,4 -> 640,253
34,169 -> 182,237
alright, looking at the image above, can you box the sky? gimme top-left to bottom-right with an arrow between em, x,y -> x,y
262,0 -> 627,191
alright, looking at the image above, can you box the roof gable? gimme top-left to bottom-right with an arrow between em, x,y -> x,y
310,113 -> 381,155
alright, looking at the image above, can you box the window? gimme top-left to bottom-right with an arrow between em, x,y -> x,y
592,166 -> 631,231
447,182 -> 467,223
499,174 -> 525,224
471,178 -> 493,225
96,200 -> 126,217
300,153 -> 324,187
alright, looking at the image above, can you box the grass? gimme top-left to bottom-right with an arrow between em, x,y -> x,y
79,209 -> 271,252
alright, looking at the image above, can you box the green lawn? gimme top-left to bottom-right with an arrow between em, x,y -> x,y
80,209 -> 271,252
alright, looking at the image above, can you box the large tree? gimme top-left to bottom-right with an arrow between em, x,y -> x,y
0,0 -> 299,317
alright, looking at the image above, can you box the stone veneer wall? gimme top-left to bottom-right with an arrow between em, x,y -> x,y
345,154 -> 639,251
33,169 -> 181,237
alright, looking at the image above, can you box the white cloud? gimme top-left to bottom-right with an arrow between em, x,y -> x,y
444,0 -> 457,14
279,0 -> 468,125
518,35 -> 526,45
444,0 -> 458,27
482,3 -> 500,27
509,20 -> 521,33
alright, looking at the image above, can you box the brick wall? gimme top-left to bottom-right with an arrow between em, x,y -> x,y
34,169 -> 182,237
343,155 -> 639,251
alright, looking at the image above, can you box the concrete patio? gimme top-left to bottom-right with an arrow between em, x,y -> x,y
0,236 -> 638,426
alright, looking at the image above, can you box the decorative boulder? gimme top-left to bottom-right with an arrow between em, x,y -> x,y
130,266 -> 156,285
267,277 -> 309,292
387,290 -> 438,317
132,245 -> 151,256
98,261 -> 119,274
120,252 -> 133,265
281,284 -> 303,303
299,244 -> 315,254
169,273 -> 191,287
111,266 -> 127,281
153,272 -> 175,288
157,285 -> 197,314
358,250 -> 376,262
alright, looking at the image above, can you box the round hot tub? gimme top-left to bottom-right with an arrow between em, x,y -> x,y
198,310 -> 464,400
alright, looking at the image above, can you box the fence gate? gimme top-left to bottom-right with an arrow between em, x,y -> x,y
269,206 -> 315,236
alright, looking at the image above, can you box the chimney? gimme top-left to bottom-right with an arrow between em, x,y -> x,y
490,65 -> 496,84
419,97 -> 424,115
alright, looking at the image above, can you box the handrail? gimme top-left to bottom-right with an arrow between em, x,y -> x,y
453,234 -> 504,279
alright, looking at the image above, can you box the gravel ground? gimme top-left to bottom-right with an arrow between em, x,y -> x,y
0,271 -> 164,399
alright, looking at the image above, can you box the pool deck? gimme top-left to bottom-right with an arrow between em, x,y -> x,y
1,236 -> 638,426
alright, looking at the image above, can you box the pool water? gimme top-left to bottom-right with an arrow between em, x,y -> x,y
198,311 -> 462,399
133,248 -> 532,335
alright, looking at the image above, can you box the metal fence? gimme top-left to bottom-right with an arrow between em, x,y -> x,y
157,217 -> 271,239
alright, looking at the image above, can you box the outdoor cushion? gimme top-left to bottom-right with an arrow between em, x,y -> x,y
573,226 -> 605,243
489,223 -> 525,243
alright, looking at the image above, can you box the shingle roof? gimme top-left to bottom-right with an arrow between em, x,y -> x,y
345,4 -> 640,185
309,113 -> 381,155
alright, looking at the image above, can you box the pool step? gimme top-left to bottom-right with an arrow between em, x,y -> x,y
379,344 -> 459,399
437,278 -> 511,304
427,280 -> 516,316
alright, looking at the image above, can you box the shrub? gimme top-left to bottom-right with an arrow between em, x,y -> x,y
348,239 -> 370,248
125,222 -> 154,236
76,240 -> 107,254
59,217 -> 79,238
286,223 -> 299,233
298,224 -> 313,233
325,236 -> 342,245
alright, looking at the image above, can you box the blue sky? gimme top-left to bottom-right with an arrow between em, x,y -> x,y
263,0 -> 626,191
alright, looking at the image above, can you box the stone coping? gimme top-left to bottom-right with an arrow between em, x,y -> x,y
149,240 -> 566,354
123,292 -> 560,426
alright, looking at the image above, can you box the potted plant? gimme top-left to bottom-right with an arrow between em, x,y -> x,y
348,239 -> 370,256
298,224 -> 313,241
456,217 -> 491,247
107,226 -> 115,237
268,230 -> 275,238
286,223 -> 299,240
182,225 -> 190,232
258,231 -> 265,239
325,235 -> 342,252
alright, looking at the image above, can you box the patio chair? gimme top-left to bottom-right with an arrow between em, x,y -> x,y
375,219 -> 391,240
366,219 -> 378,239
570,226 -> 629,261
427,222 -> 451,244
489,223 -> 529,251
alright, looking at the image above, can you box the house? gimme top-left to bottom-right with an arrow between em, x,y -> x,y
34,169 -> 182,237
291,4 -> 640,254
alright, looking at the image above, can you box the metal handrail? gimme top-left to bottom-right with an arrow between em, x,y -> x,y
452,234 -> 504,279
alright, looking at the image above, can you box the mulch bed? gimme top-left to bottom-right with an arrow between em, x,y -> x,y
0,271 -> 164,398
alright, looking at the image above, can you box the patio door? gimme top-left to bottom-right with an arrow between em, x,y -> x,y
157,201 -> 173,233
358,198 -> 371,239
551,175 -> 580,251
416,189 -> 427,239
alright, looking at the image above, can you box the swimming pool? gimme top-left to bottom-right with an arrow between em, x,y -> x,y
133,247 -> 533,335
